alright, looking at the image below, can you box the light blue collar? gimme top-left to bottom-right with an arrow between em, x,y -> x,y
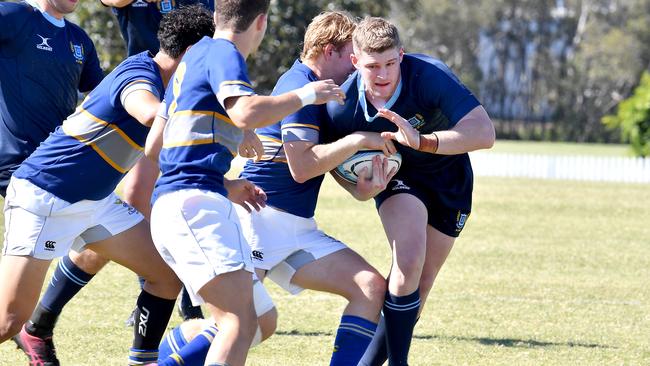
25,0 -> 66,28
357,76 -> 402,122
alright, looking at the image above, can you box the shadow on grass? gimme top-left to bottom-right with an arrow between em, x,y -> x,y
275,330 -> 611,349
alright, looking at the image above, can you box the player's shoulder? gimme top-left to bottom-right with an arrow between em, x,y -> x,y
0,1 -> 36,26
63,18 -> 94,44
403,53 -> 459,82
273,60 -> 316,95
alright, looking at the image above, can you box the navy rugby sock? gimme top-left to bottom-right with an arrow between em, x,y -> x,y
330,315 -> 377,366
129,290 -> 176,365
26,255 -> 94,337
383,289 -> 420,366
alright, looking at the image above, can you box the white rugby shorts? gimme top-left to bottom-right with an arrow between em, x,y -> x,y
150,188 -> 254,306
236,205 -> 347,294
2,177 -> 143,260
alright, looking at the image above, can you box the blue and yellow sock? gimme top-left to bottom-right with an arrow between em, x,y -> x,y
159,324 -> 218,366
329,315 -> 377,366
357,314 -> 387,366
158,325 -> 188,362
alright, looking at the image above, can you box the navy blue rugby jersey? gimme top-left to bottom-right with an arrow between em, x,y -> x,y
325,54 -> 480,184
240,60 -> 328,218
108,0 -> 214,56
0,1 -> 103,188
153,37 -> 255,200
14,52 -> 163,203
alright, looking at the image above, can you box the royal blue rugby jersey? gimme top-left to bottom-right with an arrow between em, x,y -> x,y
325,54 -> 480,182
240,60 -> 328,218
153,37 -> 255,200
108,0 -> 214,56
14,52 -> 163,203
0,1 -> 103,190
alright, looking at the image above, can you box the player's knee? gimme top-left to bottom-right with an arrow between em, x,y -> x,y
358,271 -> 387,305
69,249 -> 109,274
394,250 -> 426,279
142,267 -> 182,299
180,318 -> 213,342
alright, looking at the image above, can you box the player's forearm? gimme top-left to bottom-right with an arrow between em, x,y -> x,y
426,106 -> 495,155
287,134 -> 364,183
227,93 -> 303,130
144,116 -> 166,163
100,0 -> 133,8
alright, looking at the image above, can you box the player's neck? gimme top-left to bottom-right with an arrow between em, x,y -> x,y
213,30 -> 254,60
302,58 -> 325,80
153,52 -> 179,88
36,0 -> 65,20
366,93 -> 388,110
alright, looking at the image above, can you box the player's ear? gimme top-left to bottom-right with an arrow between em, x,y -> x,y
399,48 -> 404,63
323,44 -> 335,59
255,13 -> 267,32
351,52 -> 359,69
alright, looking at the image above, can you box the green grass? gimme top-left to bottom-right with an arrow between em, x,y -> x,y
1,175 -> 649,365
488,140 -> 632,156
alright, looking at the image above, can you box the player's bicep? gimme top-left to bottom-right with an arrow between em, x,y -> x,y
122,89 -> 161,127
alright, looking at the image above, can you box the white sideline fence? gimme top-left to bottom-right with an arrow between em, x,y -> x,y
469,152 -> 650,183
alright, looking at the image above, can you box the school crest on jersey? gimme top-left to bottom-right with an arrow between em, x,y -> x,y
70,43 -> 84,64
158,0 -> 176,13
407,113 -> 426,130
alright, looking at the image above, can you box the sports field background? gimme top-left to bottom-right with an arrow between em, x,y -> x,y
0,141 -> 648,365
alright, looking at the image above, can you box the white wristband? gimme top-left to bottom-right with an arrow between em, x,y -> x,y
294,84 -> 317,107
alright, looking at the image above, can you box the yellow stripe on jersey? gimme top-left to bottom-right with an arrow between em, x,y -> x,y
258,134 -> 282,144
282,123 -> 320,131
78,109 -> 144,151
220,80 -> 254,89
172,110 -> 236,127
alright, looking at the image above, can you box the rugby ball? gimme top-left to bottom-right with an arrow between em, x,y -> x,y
334,150 -> 402,184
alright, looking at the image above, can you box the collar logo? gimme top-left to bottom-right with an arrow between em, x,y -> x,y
131,0 -> 148,7
70,42 -> 84,64
36,34 -> 53,51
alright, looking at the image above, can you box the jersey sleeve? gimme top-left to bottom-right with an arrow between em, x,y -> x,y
78,36 -> 104,93
0,3 -> 31,43
207,45 -> 255,109
274,77 -> 321,144
110,60 -> 163,109
420,59 -> 480,126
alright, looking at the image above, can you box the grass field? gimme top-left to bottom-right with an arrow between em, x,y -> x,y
488,140 -> 631,156
0,149 -> 648,365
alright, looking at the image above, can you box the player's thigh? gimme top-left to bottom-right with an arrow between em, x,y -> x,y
0,255 -> 50,334
200,269 -> 256,322
292,248 -> 382,298
378,193 -> 428,257
86,220 -> 176,282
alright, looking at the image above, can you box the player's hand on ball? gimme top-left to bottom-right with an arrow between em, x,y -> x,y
225,178 -> 267,212
238,129 -> 264,162
354,131 -> 397,156
378,108 -> 421,149
308,79 -> 346,105
355,155 -> 397,200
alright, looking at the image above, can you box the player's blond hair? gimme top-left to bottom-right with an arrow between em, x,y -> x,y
300,11 -> 357,61
352,17 -> 401,54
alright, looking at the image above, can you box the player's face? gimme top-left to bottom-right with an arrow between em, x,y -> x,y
251,13 -> 268,54
328,42 -> 355,85
352,47 -> 403,101
45,0 -> 79,17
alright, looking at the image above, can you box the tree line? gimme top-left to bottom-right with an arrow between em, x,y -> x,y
14,0 -> 650,154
